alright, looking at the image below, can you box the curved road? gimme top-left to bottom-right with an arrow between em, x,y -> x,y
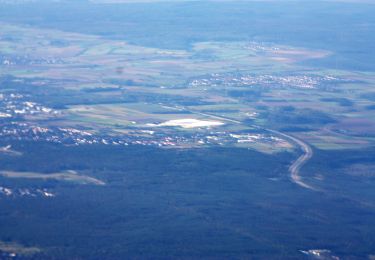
264,128 -> 315,190
178,107 -> 315,190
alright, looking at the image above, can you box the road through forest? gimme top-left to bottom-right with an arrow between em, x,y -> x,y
182,107 -> 315,190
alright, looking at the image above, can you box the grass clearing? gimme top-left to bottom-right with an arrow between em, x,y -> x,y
0,170 -> 105,185
0,241 -> 41,256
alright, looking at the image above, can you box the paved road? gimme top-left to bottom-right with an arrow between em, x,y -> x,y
179,107 -> 315,190
263,128 -> 315,190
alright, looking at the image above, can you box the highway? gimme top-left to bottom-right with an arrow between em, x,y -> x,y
179,106 -> 315,190
263,128 -> 315,190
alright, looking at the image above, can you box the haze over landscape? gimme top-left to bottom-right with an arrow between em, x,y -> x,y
0,0 -> 374,259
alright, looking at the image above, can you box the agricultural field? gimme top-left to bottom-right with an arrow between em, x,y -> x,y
0,1 -> 375,259
2,21 -> 375,153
